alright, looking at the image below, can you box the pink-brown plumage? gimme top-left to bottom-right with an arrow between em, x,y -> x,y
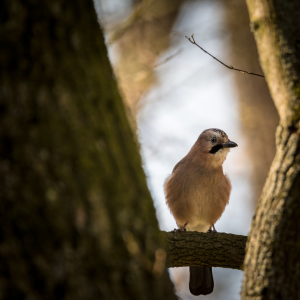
164,129 -> 237,296
164,128 -> 237,232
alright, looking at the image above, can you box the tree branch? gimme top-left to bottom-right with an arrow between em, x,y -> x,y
185,34 -> 265,78
109,0 -> 154,44
163,231 -> 247,270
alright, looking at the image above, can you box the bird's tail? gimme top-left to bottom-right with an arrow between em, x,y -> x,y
189,266 -> 214,296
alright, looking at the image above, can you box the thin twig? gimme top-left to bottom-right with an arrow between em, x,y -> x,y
185,34 -> 265,78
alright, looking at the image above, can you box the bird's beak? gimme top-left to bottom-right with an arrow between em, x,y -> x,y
222,141 -> 238,148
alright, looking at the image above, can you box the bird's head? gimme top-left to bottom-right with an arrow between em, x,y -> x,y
195,128 -> 238,167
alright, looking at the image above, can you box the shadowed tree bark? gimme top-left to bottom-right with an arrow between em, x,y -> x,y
241,0 -> 300,299
0,1 -> 176,299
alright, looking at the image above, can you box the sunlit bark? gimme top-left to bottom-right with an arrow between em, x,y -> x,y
242,0 -> 300,298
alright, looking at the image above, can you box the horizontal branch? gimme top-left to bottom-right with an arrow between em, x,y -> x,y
162,231 -> 247,270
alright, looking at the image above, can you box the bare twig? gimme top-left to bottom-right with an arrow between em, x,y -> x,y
186,34 -> 265,78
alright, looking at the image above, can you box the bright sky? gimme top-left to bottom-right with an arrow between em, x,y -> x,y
98,0 -> 255,299
138,0 -> 253,236
137,2 -> 254,299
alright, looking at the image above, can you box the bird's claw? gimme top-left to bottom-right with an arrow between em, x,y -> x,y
174,228 -> 186,232
208,225 -> 217,234
174,222 -> 187,232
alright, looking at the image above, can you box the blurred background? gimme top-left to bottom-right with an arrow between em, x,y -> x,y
95,0 -> 279,299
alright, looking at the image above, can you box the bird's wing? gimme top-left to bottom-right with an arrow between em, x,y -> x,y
172,157 -> 186,173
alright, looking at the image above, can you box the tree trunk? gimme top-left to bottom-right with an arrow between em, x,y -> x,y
0,1 -> 176,299
223,0 -> 279,203
242,0 -> 300,299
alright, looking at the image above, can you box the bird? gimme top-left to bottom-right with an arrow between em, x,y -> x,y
164,128 -> 237,296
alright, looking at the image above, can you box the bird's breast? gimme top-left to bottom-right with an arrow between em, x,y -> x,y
191,175 -> 231,225
165,167 -> 231,229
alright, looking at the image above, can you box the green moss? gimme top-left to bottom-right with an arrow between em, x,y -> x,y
0,1 -> 176,299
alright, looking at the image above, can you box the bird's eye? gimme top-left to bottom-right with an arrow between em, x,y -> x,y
211,137 -> 217,143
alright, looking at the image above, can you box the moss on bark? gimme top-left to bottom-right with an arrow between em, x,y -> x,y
0,1 -> 176,299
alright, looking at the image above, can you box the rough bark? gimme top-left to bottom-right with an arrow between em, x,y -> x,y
0,1 -> 176,299
242,0 -> 300,299
163,231 -> 246,270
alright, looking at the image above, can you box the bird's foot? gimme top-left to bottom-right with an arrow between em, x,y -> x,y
212,224 -> 217,233
174,228 -> 186,232
174,222 -> 187,232
208,225 -> 217,234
